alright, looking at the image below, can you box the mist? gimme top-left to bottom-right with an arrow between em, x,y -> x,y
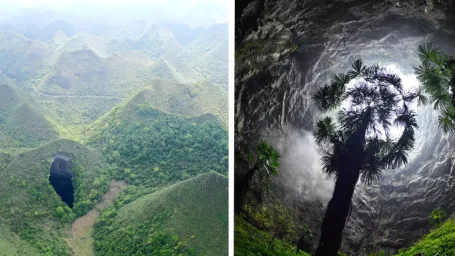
267,128 -> 334,202
0,0 -> 228,27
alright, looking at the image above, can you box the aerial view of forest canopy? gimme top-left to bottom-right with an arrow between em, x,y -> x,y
0,1 -> 228,255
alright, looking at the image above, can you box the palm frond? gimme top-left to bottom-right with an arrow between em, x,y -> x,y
438,113 -> 455,133
332,73 -> 351,87
348,59 -> 366,79
321,149 -> 341,179
314,117 -> 336,145
431,92 -> 451,110
382,149 -> 409,170
377,72 -> 403,93
393,112 -> 418,128
360,163 -> 382,184
312,82 -> 345,112
416,86 -> 429,106
359,137 -> 383,184
313,85 -> 331,111
418,43 -> 446,65
257,141 -> 281,175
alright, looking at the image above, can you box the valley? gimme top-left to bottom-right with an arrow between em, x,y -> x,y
0,6 -> 228,256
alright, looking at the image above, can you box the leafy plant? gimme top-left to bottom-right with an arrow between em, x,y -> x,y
235,141 -> 280,213
429,208 -> 448,227
396,218 -> 455,256
414,43 -> 455,132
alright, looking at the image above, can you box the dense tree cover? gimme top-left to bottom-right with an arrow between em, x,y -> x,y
312,60 -> 422,256
87,104 -> 228,187
72,164 -> 110,217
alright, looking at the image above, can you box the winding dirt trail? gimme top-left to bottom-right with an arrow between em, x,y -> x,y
32,74 -> 123,100
66,180 -> 127,256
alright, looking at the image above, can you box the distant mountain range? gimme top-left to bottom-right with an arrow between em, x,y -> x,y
0,8 -> 228,255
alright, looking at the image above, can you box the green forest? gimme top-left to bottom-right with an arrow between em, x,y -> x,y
0,7 -> 228,256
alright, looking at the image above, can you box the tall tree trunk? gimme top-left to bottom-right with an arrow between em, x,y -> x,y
315,118 -> 368,256
234,165 -> 258,213
315,167 -> 361,256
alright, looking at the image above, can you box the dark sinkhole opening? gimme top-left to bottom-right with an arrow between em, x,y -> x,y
49,154 -> 74,208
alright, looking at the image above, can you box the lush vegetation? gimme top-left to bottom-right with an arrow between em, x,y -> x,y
243,200 -> 298,250
94,172 -> 228,256
396,218 -> 455,256
86,102 -> 227,187
414,43 -> 455,132
0,15 -> 228,256
235,216 -> 310,256
0,221 -> 39,256
428,208 -> 448,227
312,60 -> 423,255
235,141 -> 280,213
0,139 -> 110,255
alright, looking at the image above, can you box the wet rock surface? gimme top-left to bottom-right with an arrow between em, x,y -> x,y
49,153 -> 74,208
235,0 -> 455,254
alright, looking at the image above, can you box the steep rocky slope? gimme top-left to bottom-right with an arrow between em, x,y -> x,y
235,0 -> 455,254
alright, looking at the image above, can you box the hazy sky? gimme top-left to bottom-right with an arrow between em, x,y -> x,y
0,0 -> 226,9
0,0 -> 228,26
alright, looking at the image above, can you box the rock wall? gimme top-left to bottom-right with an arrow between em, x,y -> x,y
235,0 -> 455,254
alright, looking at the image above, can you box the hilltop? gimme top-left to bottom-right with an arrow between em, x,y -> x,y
94,172 -> 228,256
122,79 -> 228,124
0,84 -> 60,149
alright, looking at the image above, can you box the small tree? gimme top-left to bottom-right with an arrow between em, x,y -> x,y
56,206 -> 65,219
244,200 -> 297,250
428,208 -> 447,227
235,141 -> 280,213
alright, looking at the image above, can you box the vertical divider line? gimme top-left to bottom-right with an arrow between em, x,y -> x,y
228,0 -> 235,255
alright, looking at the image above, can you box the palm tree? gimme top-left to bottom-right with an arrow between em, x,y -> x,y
312,60 -> 422,256
414,43 -> 455,133
234,141 -> 280,213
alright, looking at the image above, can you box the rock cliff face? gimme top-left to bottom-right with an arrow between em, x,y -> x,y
235,0 -> 455,254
